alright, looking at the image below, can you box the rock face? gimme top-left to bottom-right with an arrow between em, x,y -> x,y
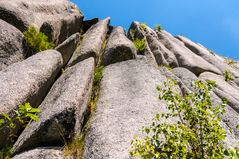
13,58 -> 95,155
0,0 -> 83,44
176,35 -> 239,77
235,78 -> 239,86
0,50 -> 63,147
101,26 -> 137,66
0,1 -> 239,157
157,30 -> 221,75
144,25 -> 178,67
56,33 -> 80,66
83,59 -> 176,158
13,148 -> 63,159
200,72 -> 239,102
67,18 -> 110,67
128,22 -> 158,66
0,19 -> 30,71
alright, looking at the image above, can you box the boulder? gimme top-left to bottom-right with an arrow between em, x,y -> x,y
157,30 -> 221,75
82,18 -> 99,34
128,22 -> 158,66
0,0 -> 83,44
0,50 -> 63,147
144,27 -> 178,67
56,33 -> 80,66
0,19 -> 30,71
13,58 -> 95,155
176,35 -> 239,77
100,26 -> 137,66
67,18 -> 110,67
83,59 -> 177,158
13,147 -> 63,159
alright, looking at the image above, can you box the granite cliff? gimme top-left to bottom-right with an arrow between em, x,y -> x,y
0,0 -> 239,158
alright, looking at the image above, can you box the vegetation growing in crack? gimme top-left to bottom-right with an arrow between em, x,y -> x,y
133,38 -> 146,54
225,58 -> 237,66
63,134 -> 85,159
154,24 -> 163,32
129,28 -> 146,54
63,35 -> 107,159
129,79 -> 239,159
90,66 -> 104,112
0,103 -> 40,159
224,70 -> 233,82
97,37 -> 108,66
24,25 -> 55,53
140,23 -> 148,30
129,29 -> 136,40
159,64 -> 173,72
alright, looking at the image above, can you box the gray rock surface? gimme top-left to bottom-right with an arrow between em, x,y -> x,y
0,0 -> 83,44
0,19 -> 30,70
144,27 -> 168,66
176,35 -> 239,77
67,18 -> 110,67
0,50 -> 63,147
13,147 -> 63,159
13,58 -> 95,155
234,78 -> 239,86
144,27 -> 178,67
158,67 -> 191,96
128,22 -> 158,66
100,26 -> 137,66
157,30 -> 221,75
83,59 -> 177,159
56,33 -> 80,66
200,72 -> 239,102
173,67 -> 198,89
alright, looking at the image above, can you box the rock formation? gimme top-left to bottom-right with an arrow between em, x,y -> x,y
0,0 -> 239,158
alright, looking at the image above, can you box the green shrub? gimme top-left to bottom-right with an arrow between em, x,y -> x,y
154,24 -> 163,32
224,70 -> 233,82
24,25 -> 55,53
140,23 -> 148,30
0,103 -> 40,158
134,38 -> 146,54
129,79 -> 238,158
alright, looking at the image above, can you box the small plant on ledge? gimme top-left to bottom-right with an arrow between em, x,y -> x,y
24,25 -> 55,53
140,23 -> 148,30
155,24 -> 163,32
133,38 -> 146,54
225,58 -> 237,66
224,70 -> 233,82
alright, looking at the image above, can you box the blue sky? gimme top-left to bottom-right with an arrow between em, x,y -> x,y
72,0 -> 239,60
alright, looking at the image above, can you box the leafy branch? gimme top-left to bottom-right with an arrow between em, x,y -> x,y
129,79 -> 238,158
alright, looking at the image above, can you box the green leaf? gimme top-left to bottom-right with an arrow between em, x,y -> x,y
26,113 -> 39,122
3,114 -> 11,121
0,119 -> 5,126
